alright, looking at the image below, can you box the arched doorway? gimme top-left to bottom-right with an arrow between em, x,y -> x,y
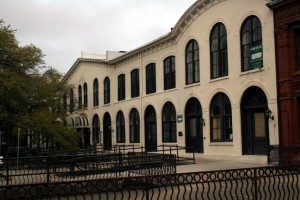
103,112 -> 112,150
185,97 -> 203,153
241,86 -> 269,155
92,115 -> 100,145
144,105 -> 157,152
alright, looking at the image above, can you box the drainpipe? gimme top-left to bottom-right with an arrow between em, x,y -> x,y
140,52 -> 143,149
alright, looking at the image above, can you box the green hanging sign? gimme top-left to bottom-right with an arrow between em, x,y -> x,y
250,45 -> 263,69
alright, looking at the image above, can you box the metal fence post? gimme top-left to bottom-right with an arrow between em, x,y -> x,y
254,168 -> 258,200
47,159 -> 50,182
6,158 -> 9,185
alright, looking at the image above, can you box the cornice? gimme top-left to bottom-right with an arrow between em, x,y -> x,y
62,58 -> 109,83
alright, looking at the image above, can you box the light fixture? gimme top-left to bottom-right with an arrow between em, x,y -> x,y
265,109 -> 274,120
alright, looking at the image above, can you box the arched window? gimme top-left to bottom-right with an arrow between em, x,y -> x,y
210,23 -> 228,79
116,111 -> 125,143
131,69 -> 139,98
70,88 -> 74,113
186,39 -> 200,84
164,56 -> 176,90
146,63 -> 156,94
130,108 -> 140,143
78,85 -> 82,109
210,93 -> 232,142
83,83 -> 88,108
92,114 -> 100,143
162,102 -> 177,143
93,79 -> 99,107
104,77 -> 110,104
241,16 -> 262,71
118,74 -> 125,101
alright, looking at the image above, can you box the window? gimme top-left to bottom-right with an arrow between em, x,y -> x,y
241,16 -> 262,71
104,77 -> 110,104
78,85 -> 82,109
146,63 -> 156,94
116,111 -> 125,143
210,93 -> 232,142
130,108 -> 140,143
70,89 -> 74,113
131,69 -> 139,98
92,114 -> 100,143
164,56 -> 176,90
162,102 -> 177,143
93,79 -> 99,107
210,23 -> 228,79
118,74 -> 125,101
83,83 -> 88,108
186,40 -> 200,84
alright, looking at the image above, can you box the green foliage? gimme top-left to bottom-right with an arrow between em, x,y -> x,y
0,19 -> 79,151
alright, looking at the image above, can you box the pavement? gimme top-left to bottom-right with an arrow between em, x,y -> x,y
176,156 -> 269,173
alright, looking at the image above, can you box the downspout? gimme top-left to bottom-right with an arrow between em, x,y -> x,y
140,52 -> 143,148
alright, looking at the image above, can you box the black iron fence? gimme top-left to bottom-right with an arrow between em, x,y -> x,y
0,165 -> 299,199
5,144 -> 195,165
268,145 -> 300,165
0,152 -> 176,185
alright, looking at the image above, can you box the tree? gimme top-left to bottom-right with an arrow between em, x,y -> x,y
0,20 -> 79,154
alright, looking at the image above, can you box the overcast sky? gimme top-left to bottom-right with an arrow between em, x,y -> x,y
0,0 -> 196,74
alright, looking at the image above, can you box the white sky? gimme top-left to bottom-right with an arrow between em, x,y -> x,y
0,0 -> 196,74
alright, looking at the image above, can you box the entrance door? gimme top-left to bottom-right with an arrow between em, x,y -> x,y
103,113 -> 112,150
241,86 -> 269,155
185,98 -> 203,153
243,110 -> 268,154
145,106 -> 157,152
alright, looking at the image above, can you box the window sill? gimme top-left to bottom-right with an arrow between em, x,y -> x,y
209,76 -> 229,83
240,67 -> 264,76
184,82 -> 200,89
209,142 -> 233,146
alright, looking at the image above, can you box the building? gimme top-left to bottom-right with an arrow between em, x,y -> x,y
268,0 -> 300,148
62,0 -> 278,159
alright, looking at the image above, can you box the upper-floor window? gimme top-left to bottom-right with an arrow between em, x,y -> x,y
210,23 -> 228,79
104,77 -> 110,104
162,102 -> 177,143
164,56 -> 176,90
186,39 -> 200,84
241,16 -> 262,72
83,83 -> 88,108
78,85 -> 82,109
210,93 -> 232,142
116,111 -> 125,143
70,88 -> 74,113
93,78 -> 99,107
118,74 -> 125,101
146,63 -> 156,94
130,108 -> 140,143
131,69 -> 139,98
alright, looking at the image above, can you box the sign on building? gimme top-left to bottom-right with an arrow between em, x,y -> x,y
250,45 -> 263,69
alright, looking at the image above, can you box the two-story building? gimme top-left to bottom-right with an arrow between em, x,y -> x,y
62,0 -> 278,161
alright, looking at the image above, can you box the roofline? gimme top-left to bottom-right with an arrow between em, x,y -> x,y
63,0 -> 225,82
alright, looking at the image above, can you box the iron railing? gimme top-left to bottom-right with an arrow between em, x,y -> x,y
268,145 -> 300,165
0,152 -> 176,185
0,165 -> 299,199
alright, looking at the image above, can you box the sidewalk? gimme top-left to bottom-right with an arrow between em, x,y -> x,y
176,157 -> 269,173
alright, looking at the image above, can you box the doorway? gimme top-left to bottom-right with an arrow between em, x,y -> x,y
144,106 -> 157,152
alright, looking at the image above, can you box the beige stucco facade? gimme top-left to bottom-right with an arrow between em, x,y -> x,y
63,0 -> 278,159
